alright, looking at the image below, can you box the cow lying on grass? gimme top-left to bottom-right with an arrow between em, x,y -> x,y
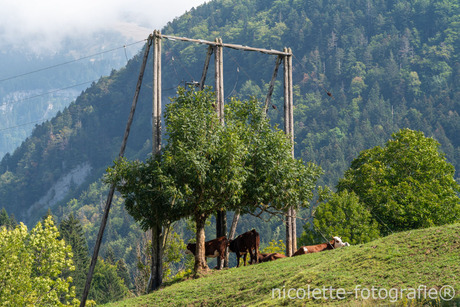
258,252 -> 287,262
292,236 -> 347,256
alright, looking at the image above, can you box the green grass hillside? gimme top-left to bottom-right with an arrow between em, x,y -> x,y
105,223 -> 460,306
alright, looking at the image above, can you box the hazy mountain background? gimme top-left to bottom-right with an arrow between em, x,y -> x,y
0,0 -> 458,293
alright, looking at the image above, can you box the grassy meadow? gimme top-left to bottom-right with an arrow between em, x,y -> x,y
104,223 -> 460,306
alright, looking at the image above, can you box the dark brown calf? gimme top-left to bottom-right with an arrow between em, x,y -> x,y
229,229 -> 260,267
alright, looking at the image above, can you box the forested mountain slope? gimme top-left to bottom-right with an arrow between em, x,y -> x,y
0,32 -> 142,159
0,0 -> 458,277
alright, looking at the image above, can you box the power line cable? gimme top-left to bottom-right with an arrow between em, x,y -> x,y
4,80 -> 98,105
0,117 -> 55,132
0,40 -> 146,83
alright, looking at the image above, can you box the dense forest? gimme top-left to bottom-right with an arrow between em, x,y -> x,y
0,0 -> 458,303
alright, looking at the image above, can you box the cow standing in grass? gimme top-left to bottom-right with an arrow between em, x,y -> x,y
229,229 -> 260,267
186,236 -> 229,270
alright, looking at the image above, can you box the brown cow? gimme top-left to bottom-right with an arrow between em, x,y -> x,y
260,252 -> 287,262
185,236 -> 229,269
292,236 -> 346,256
256,252 -> 270,263
229,229 -> 260,267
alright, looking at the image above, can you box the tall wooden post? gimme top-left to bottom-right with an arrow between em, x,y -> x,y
215,38 -> 224,122
287,48 -> 297,253
284,48 -> 296,256
147,30 -> 163,293
214,38 -> 227,269
153,30 -> 162,155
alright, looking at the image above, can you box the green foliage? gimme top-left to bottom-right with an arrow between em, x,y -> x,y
88,259 -> 129,304
163,231 -> 188,282
58,213 -> 90,299
338,128 -> 460,234
261,239 -> 286,254
0,216 -> 78,306
299,190 -> 380,246
0,207 -> 16,230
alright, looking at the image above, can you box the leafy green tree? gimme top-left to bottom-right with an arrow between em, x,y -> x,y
0,216 -> 78,306
337,129 -> 460,234
161,88 -> 322,274
58,213 -> 90,299
299,190 -> 380,246
107,88 -> 322,277
160,88 -> 248,274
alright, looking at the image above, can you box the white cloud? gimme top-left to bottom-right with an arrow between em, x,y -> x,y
0,0 -> 207,53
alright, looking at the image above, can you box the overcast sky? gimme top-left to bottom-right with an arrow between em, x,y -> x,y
0,0 -> 208,54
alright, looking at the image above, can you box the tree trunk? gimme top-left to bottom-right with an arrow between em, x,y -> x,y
285,212 -> 292,257
147,223 -> 163,292
194,213 -> 208,275
216,210 -> 227,269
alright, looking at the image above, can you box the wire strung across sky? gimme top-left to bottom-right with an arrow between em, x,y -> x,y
0,40 -> 149,134
0,39 -> 147,83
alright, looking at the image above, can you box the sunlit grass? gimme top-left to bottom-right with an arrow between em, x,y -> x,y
104,223 -> 460,306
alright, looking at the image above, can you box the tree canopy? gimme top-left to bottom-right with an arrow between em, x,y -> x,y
299,190 -> 381,245
0,216 -> 78,306
106,87 -> 322,274
337,128 -> 460,233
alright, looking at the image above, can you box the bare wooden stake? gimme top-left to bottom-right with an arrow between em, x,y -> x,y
80,35 -> 153,307
199,46 -> 213,90
265,56 -> 282,113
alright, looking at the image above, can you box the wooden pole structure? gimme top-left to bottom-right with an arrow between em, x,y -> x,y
159,34 -> 291,56
215,38 -> 225,121
148,31 -> 297,262
80,35 -> 153,307
147,30 -> 163,293
153,30 -> 162,155
287,48 -> 297,253
199,46 -> 213,90
265,56 -> 282,113
283,47 -> 296,257
214,37 -> 227,269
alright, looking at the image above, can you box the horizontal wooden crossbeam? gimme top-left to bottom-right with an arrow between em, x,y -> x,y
157,33 -> 292,56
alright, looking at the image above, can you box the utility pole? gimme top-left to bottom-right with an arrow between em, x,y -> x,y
283,47 -> 296,256
214,37 -> 227,269
147,30 -> 163,293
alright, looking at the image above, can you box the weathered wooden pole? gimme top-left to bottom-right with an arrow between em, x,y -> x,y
214,37 -> 228,269
284,47 -> 296,256
147,29 -> 163,293
287,48 -> 297,253
80,35 -> 153,307
265,56 -> 283,113
199,46 -> 213,90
